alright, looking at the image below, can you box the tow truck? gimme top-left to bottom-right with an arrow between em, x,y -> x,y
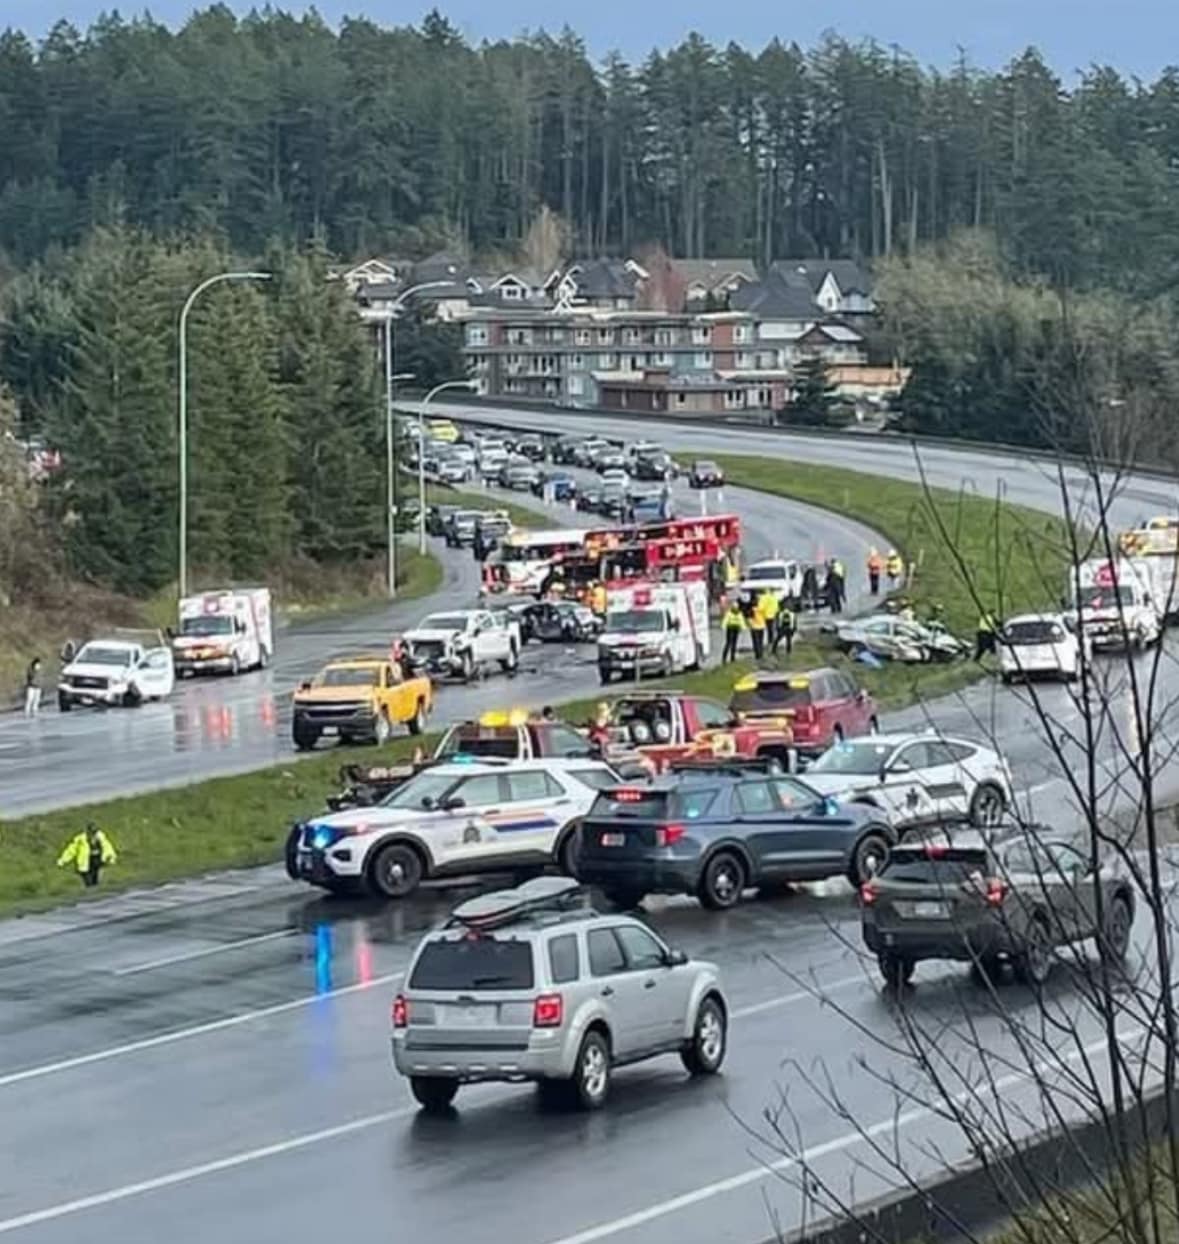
605,690 -> 794,773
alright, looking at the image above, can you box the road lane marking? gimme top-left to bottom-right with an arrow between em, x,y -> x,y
0,1105 -> 418,1235
0,970 -> 406,1088
111,929 -> 298,976
538,1024 -> 1148,1244
730,973 -> 862,1020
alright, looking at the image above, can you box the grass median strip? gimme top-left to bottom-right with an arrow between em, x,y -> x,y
0,457 -> 1071,920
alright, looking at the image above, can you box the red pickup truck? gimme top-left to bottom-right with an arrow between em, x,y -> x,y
606,691 -> 793,772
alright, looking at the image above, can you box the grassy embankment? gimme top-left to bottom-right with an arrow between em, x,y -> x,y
0,458 -> 1071,918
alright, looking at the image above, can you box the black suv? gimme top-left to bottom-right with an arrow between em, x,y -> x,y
575,763 -> 893,911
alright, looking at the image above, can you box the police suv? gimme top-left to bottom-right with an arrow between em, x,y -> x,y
290,757 -> 619,899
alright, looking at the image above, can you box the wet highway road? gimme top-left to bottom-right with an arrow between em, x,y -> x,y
0,474 -> 882,817
0,862 -> 1167,1243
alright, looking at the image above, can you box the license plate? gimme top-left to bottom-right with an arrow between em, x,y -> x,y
600,832 -> 625,847
321,726 -> 338,736
911,900 -> 949,919
444,1005 -> 492,1027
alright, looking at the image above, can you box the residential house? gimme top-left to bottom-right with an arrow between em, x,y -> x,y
768,259 -> 875,316
545,258 -> 649,310
671,258 -> 758,308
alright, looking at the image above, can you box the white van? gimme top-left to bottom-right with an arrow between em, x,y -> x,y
173,588 -> 274,676
597,580 -> 711,684
1071,558 -> 1162,651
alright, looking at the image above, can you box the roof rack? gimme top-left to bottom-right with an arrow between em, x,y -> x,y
446,877 -> 588,931
668,756 -> 785,776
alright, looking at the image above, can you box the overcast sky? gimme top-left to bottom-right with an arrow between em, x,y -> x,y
8,0 -> 1179,80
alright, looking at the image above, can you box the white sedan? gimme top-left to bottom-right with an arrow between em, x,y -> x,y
999,613 -> 1086,683
802,733 -> 1014,833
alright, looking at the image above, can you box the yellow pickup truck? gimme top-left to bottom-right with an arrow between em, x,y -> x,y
292,656 -> 432,751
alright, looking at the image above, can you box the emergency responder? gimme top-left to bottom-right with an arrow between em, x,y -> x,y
748,593 -> 767,660
824,562 -> 846,614
724,556 -> 740,590
773,602 -> 796,656
801,565 -> 819,610
757,589 -> 780,651
590,581 -> 607,616
722,600 -> 746,663
866,548 -> 883,595
975,611 -> 999,662
587,702 -> 612,751
885,549 -> 904,587
57,822 -> 117,888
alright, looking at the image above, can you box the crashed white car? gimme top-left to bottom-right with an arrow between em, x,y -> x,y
802,733 -> 1014,833
404,609 -> 521,682
834,614 -> 968,664
58,636 -> 175,711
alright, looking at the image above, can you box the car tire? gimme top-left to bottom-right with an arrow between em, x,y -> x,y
409,1076 -> 459,1114
122,683 -> 143,708
848,831 -> 890,887
598,666 -> 612,686
373,711 -> 391,746
368,842 -> 424,900
698,851 -> 745,910
58,692 -> 72,713
408,700 -> 426,736
602,888 -> 646,910
878,952 -> 915,990
258,647 -> 270,670
230,653 -> 241,677
499,645 -> 519,674
461,652 -> 475,683
1101,893 -> 1133,964
557,824 -> 581,879
292,722 -> 320,751
568,1030 -> 610,1111
660,653 -> 673,679
1014,913 -> 1054,986
284,825 -> 302,880
680,995 -> 727,1075
689,642 -> 703,672
969,783 -> 1006,828
969,955 -> 1002,987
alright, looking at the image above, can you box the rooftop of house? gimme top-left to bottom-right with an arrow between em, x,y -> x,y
672,257 -> 759,291
769,258 -> 873,296
730,269 -> 821,320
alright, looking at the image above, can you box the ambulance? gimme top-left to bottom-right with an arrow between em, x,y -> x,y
597,580 -> 711,684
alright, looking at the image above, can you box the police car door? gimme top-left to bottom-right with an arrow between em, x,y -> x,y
500,769 -> 571,862
880,741 -> 948,828
439,774 -> 510,867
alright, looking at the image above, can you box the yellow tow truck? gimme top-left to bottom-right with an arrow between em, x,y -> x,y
292,655 -> 432,751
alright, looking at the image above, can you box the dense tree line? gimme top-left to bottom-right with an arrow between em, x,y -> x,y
0,228 -> 385,595
2,9 -> 1179,285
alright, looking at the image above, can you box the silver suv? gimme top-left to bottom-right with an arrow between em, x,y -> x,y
391,877 -> 728,1112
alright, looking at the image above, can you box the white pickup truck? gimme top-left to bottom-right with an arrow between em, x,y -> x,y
404,608 -> 522,682
58,634 -> 175,710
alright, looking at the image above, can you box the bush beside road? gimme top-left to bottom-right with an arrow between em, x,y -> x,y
0,459 -> 1072,919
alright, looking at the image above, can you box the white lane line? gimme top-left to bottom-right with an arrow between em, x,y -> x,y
0,970 -> 405,1089
539,1023 -> 1147,1244
112,929 -> 298,977
0,973 -> 862,1232
730,973 -> 862,1020
0,1105 -> 418,1235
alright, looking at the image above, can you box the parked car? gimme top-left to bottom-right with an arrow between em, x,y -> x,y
390,877 -> 728,1112
999,613 -> 1086,683
801,733 -> 1014,834
689,460 -> 724,489
834,615 -> 969,664
58,635 -> 175,711
516,600 -> 602,644
729,668 -> 878,755
861,831 -> 1134,988
575,768 -> 895,910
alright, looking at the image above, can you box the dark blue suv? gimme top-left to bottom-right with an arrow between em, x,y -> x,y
575,763 -> 895,911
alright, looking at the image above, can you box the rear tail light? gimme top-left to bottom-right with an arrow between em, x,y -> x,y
924,843 -> 948,858
656,823 -> 686,847
533,994 -> 564,1027
793,705 -> 815,724
391,994 -> 409,1029
860,881 -> 879,905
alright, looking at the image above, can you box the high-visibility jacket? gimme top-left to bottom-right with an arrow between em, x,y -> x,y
885,553 -> 903,578
57,830 -> 117,874
590,585 -> 607,614
831,559 -> 845,580
780,607 -> 796,632
724,561 -> 739,586
757,592 -> 779,624
722,607 -> 746,631
747,606 -> 766,632
978,613 -> 998,634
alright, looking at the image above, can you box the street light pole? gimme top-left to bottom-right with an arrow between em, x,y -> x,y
178,270 -> 271,598
418,380 -> 473,554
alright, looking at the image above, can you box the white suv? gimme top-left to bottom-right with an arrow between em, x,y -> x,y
291,758 -> 619,898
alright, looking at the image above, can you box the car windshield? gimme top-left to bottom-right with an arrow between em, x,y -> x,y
316,667 -> 379,687
421,614 -> 470,631
1078,586 -> 1134,608
731,682 -> 813,713
746,566 -> 786,582
76,645 -> 134,667
410,936 -> 534,991
1005,620 -> 1065,645
696,460 -> 718,471
380,772 -> 462,809
179,616 -> 234,637
809,740 -> 895,776
605,609 -> 666,634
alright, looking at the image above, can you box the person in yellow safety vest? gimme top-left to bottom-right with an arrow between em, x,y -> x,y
974,612 -> 999,662
721,602 -> 746,664
57,822 -> 117,888
724,557 -> 740,588
771,597 -> 795,656
885,549 -> 904,586
757,589 -> 780,652
747,595 -> 767,660
590,582 -> 607,615
866,548 -> 883,595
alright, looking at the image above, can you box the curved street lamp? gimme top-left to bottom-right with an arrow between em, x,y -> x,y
178,270 -> 271,597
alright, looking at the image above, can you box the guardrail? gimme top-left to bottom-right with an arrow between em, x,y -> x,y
406,394 -> 1179,485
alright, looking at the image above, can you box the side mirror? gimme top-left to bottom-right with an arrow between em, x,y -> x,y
299,680 -> 312,692
664,948 -> 689,968
443,795 -> 466,811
